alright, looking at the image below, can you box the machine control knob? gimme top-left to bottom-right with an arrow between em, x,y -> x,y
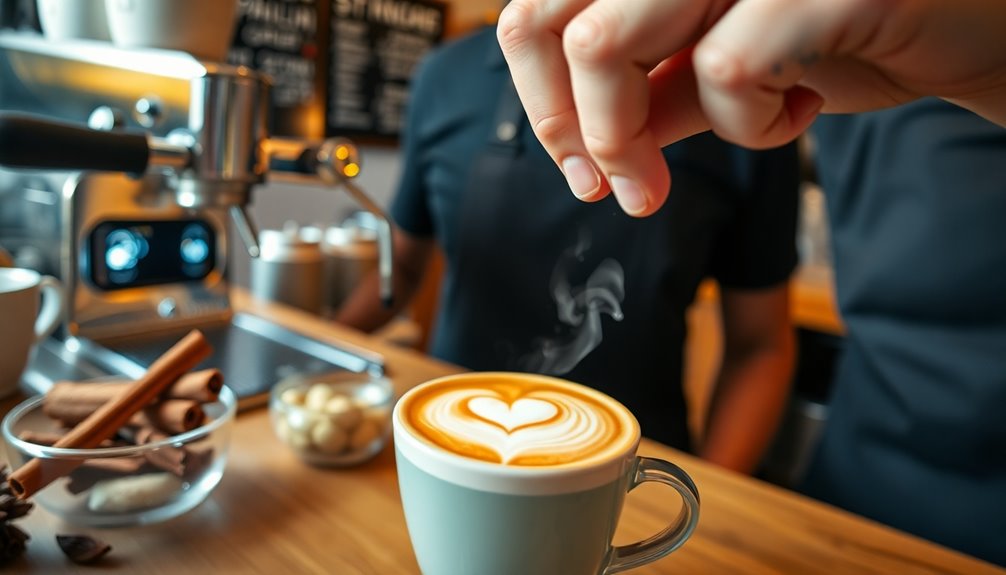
133,96 -> 164,129
88,106 -> 126,131
157,297 -> 178,318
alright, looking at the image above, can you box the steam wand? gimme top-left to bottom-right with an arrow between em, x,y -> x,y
338,179 -> 394,308
267,138 -> 394,308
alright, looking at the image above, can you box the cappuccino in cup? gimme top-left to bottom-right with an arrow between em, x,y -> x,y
394,372 -> 700,575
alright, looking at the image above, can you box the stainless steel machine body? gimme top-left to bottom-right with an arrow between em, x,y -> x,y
0,32 -> 388,407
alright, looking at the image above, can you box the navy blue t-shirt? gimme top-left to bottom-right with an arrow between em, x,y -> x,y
803,100 -> 1006,565
391,26 -> 799,450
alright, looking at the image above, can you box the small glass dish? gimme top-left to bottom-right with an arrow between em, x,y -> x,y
269,372 -> 393,467
2,385 -> 237,527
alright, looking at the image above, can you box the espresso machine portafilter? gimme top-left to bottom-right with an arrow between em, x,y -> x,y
0,63 -> 394,306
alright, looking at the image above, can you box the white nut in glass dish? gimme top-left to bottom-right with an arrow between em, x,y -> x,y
269,373 -> 393,466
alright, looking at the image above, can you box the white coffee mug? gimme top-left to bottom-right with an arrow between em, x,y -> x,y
37,0 -> 112,41
0,268 -> 64,398
103,0 -> 238,61
394,372 -> 701,575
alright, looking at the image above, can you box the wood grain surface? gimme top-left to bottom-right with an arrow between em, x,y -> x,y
1,290 -> 998,574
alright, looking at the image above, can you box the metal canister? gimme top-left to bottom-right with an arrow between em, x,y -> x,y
321,223 -> 378,316
250,222 -> 323,314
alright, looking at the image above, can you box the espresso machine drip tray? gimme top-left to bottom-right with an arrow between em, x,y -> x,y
22,313 -> 384,411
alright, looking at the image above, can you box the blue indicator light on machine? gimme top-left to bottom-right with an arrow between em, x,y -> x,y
180,223 -> 211,265
105,229 -> 147,271
181,237 -> 210,264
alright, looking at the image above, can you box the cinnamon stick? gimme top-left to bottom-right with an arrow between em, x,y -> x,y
7,329 -> 211,499
162,368 -> 222,402
43,399 -> 205,435
77,457 -> 147,474
65,459 -> 159,495
139,400 -> 205,435
45,369 -> 223,410
18,430 -> 70,446
130,427 -> 188,476
18,431 -> 123,449
19,425 -> 199,478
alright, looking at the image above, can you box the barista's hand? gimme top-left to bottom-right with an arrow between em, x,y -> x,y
498,0 -> 1006,216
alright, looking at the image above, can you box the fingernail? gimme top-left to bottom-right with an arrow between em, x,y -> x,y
610,175 -> 648,215
562,155 -> 600,199
695,45 -> 736,83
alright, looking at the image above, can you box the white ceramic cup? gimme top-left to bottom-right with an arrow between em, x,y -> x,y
37,0 -> 112,41
103,0 -> 238,61
0,268 -> 64,398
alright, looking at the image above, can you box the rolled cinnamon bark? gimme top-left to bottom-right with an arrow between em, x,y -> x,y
7,330 -> 212,499
18,430 -> 70,446
20,425 -> 199,478
65,458 -> 158,495
167,369 -> 223,402
18,431 -> 122,448
44,399 -> 205,435
131,427 -> 187,476
132,427 -> 214,480
44,369 -> 223,415
77,457 -> 147,474
41,399 -> 94,428
139,400 -> 205,435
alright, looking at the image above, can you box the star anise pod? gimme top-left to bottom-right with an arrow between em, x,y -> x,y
56,535 -> 112,565
0,464 -> 32,565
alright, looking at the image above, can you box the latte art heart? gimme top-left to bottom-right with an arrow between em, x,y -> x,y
403,378 -> 627,466
467,397 -> 559,432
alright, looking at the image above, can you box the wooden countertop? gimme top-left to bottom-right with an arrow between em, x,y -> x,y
790,264 -> 844,335
694,263 -> 844,336
3,290 -> 999,574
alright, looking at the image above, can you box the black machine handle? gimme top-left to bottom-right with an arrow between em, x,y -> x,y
0,113 -> 150,174
268,147 -> 319,175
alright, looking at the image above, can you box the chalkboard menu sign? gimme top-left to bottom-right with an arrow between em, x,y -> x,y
327,0 -> 446,140
229,0 -> 325,138
227,0 -> 445,141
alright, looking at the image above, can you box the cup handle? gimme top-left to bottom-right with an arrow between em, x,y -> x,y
33,275 -> 64,343
602,456 -> 701,575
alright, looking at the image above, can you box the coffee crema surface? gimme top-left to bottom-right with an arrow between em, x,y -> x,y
398,375 -> 638,466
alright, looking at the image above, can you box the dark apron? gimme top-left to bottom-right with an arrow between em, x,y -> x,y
450,77 -> 586,369
438,77 -> 693,450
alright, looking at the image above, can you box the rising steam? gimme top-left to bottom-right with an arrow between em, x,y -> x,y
518,232 -> 625,375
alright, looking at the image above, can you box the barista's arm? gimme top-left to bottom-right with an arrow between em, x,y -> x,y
701,283 -> 795,474
334,227 -> 434,333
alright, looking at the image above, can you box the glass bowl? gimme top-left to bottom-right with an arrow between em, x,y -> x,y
2,385 -> 236,527
270,372 -> 393,467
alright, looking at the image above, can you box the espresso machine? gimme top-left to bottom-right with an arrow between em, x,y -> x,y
0,32 -> 390,408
